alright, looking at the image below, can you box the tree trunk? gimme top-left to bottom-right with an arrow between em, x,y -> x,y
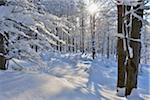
56,27 -> 59,51
0,0 -> 6,70
91,14 -> 96,59
107,35 -> 110,59
125,1 -> 143,95
117,5 -> 126,89
72,37 -> 75,53
80,14 -> 85,53
0,34 -> 6,70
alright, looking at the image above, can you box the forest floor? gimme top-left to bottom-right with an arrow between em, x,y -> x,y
0,53 -> 149,100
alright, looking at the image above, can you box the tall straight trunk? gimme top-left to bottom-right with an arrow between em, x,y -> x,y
117,5 -> 126,89
101,32 -> 105,56
59,30 -> 63,52
110,38 -> 113,55
91,14 -> 96,59
107,35 -> 110,59
68,36 -> 71,52
56,27 -> 59,51
72,37 -> 75,53
0,0 -> 6,70
75,38 -> 78,53
107,22 -> 110,59
0,34 -> 6,70
80,15 -> 85,53
97,33 -> 101,54
35,34 -> 38,52
62,32 -> 65,53
125,1 -> 143,95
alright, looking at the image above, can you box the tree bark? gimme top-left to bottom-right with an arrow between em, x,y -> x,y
91,14 -> 96,59
0,0 -> 6,70
117,5 -> 126,88
0,34 -> 6,70
107,35 -> 110,59
125,1 -> 143,95
80,14 -> 85,53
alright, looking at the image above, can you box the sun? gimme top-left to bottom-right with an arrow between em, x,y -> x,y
87,2 -> 99,15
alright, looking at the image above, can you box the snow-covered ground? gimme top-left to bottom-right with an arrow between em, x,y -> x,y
0,53 -> 150,100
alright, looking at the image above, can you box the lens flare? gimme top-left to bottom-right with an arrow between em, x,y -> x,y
87,2 -> 99,15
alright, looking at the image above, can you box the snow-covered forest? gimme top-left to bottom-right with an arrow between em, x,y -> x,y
0,0 -> 149,100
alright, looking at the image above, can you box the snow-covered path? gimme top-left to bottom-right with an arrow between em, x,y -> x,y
0,55 -> 99,100
0,54 -> 150,100
0,70 -> 98,100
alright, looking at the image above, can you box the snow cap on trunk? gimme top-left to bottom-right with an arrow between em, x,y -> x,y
115,0 -> 142,6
